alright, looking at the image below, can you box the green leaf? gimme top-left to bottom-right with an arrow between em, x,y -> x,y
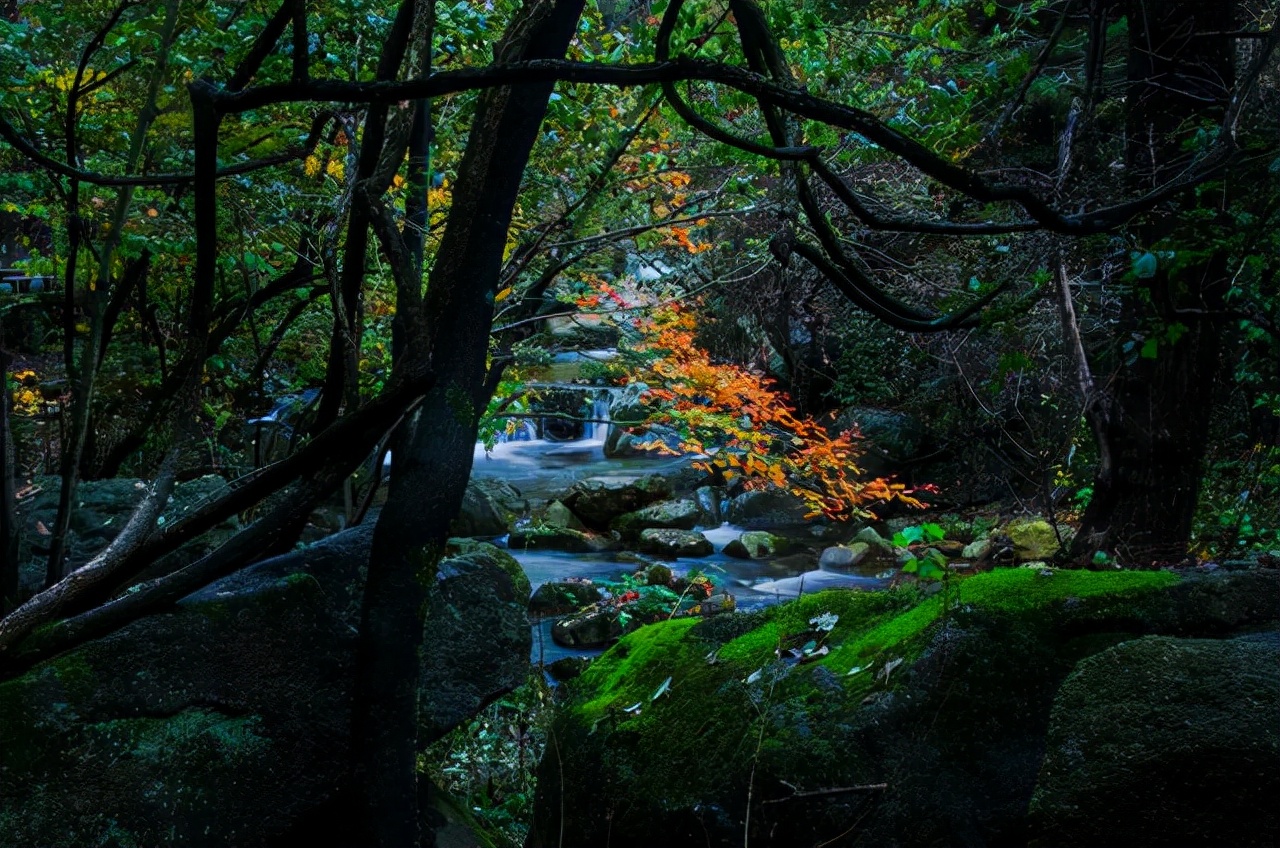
1140,338 -> 1159,359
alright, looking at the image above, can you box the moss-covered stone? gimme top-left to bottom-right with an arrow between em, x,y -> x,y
529,580 -> 603,615
724,530 -> 792,559
1029,634 -> 1280,847
529,568 -> 1279,848
508,523 -> 603,553
611,499 -> 701,536
1005,518 -> 1061,560
635,528 -> 712,558
1,524 -> 530,848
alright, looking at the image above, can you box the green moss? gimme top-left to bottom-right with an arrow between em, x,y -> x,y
572,570 -> 1182,725
86,709 -> 268,766
717,588 -> 915,665
548,568 -> 1268,845
46,652 -> 98,702
446,537 -> 531,598
955,566 -> 1177,610
577,617 -> 701,719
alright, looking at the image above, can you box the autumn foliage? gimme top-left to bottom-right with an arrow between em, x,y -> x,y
622,303 -> 926,520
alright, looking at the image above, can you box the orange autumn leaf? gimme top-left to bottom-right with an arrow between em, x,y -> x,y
620,303 -> 925,520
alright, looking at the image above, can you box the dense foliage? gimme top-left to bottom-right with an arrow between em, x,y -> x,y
0,0 -> 1276,843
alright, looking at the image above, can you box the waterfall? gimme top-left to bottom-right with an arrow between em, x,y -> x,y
589,393 -> 611,442
496,419 -> 538,443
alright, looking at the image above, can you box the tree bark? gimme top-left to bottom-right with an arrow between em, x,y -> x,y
1071,2 -> 1236,564
351,1 -> 586,844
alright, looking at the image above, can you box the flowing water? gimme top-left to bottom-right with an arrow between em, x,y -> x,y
466,434 -> 893,664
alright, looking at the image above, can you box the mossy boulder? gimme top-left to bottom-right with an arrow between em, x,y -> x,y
1005,518 -> 1061,561
724,530 -> 792,559
529,580 -> 604,615
508,523 -> 609,553
1028,633 -> 1280,847
552,608 -> 623,648
529,569 -> 1280,848
611,499 -> 700,536
636,528 -> 713,558
0,525 -> 530,848
561,475 -> 672,529
542,499 -> 586,531
853,525 -> 895,554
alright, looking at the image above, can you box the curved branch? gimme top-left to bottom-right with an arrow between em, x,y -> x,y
0,109 -> 337,187
655,0 -> 814,161
792,239 -> 1000,332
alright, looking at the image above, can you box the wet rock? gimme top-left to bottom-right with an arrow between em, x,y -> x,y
602,382 -> 651,458
643,564 -> 673,586
724,489 -> 810,528
529,580 -> 605,616
694,486 -> 724,525
818,542 -> 870,570
636,528 -> 713,558
508,524 -> 612,553
450,477 -> 529,537
551,608 -> 623,648
545,656 -> 594,682
542,500 -> 586,531
853,525 -> 894,552
691,593 -> 736,616
611,499 -> 700,535
561,475 -> 672,529
724,531 -> 792,559
962,537 -> 992,560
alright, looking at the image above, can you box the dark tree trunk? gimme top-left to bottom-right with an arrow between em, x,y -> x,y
0,343 -> 18,614
350,1 -> 586,844
1071,2 -> 1236,564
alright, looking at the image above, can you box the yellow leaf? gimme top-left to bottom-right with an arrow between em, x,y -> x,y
494,287 -> 513,303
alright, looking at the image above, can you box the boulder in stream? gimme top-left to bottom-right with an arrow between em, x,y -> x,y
724,530 -> 792,559
818,542 -> 870,570
611,498 -> 700,536
450,478 -> 528,537
561,475 -> 672,529
636,528 -> 713,558
529,580 -> 605,616
508,524 -> 612,553
551,607 -> 623,648
725,488 -> 811,528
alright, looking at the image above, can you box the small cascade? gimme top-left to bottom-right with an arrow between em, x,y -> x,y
495,419 -> 539,443
588,392 -> 611,442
